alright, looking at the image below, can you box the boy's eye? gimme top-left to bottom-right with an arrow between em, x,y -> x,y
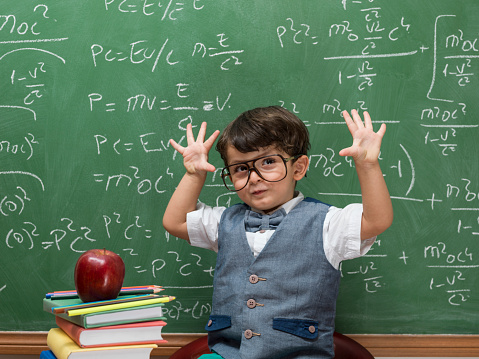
261,157 -> 278,167
232,164 -> 249,174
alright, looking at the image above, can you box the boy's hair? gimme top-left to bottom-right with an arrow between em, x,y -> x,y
216,106 -> 311,165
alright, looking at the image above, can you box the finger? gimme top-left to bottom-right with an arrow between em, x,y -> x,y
351,109 -> 364,128
186,123 -> 196,144
196,122 -> 207,143
342,110 -> 357,135
169,139 -> 184,154
338,146 -> 353,157
363,111 -> 373,130
204,130 -> 220,150
194,159 -> 217,173
376,123 -> 386,138
203,162 -> 217,173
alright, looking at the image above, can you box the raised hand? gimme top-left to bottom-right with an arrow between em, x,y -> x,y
339,109 -> 386,165
170,122 -> 220,175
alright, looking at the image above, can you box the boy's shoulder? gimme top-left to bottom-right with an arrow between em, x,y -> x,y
221,202 -> 248,214
225,202 -> 249,211
302,197 -> 332,208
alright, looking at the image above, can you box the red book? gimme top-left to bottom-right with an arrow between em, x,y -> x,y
55,316 -> 167,348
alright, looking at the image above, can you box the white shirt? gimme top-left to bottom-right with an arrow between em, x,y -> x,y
187,192 -> 376,270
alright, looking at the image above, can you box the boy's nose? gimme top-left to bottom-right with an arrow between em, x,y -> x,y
249,168 -> 263,183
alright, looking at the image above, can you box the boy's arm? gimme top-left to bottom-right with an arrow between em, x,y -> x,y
339,110 -> 393,240
162,122 -> 220,241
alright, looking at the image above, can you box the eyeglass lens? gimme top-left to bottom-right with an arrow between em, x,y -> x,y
221,155 -> 288,191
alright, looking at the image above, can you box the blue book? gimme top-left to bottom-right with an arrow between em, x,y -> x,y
40,350 -> 57,359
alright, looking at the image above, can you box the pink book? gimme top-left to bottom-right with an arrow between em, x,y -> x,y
55,316 -> 167,348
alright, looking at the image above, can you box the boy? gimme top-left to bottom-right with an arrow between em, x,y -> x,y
163,106 -> 393,358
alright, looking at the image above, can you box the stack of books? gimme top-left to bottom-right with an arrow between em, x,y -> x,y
40,286 -> 175,359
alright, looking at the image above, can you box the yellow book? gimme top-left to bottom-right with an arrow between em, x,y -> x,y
47,328 -> 157,359
67,296 -> 175,316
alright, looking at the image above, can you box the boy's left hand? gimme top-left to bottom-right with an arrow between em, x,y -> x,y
339,109 -> 386,165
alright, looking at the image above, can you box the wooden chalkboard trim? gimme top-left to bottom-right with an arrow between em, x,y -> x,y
1,332 -> 479,356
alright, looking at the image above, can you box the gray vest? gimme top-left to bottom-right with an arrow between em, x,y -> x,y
205,198 -> 341,359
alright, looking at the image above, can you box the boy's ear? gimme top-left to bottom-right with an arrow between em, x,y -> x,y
293,155 -> 309,180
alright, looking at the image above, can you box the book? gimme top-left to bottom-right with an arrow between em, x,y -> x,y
40,350 -> 57,359
43,298 -> 166,328
55,316 -> 167,347
47,328 -> 157,359
50,294 -> 161,314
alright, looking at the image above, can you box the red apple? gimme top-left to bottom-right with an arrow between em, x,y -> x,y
74,248 -> 125,302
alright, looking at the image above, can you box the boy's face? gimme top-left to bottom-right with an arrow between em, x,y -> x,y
225,145 -> 308,213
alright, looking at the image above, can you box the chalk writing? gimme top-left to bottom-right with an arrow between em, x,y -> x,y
0,4 -> 54,37
0,133 -> 38,160
0,105 -> 37,122
427,14 -> 479,102
426,241 -> 475,306
419,103 -> 475,155
88,89 -> 232,113
91,38 -> 178,71
277,101 -> 299,114
5,221 -> 38,250
0,48 -> 66,63
447,179 -> 479,203
164,300 -> 212,321
344,261 -> 385,293
321,99 -> 369,119
443,59 -> 474,87
339,61 -> 376,91
104,0 -> 205,20
192,33 -> 244,70
308,149 -> 347,178
93,166 -> 169,194
44,218 -> 97,253
94,133 -> 170,155
0,171 -> 45,191
0,187 -> 30,217
10,62 -> 47,105
325,2 -> 417,95
457,218 -> 479,237
340,240 -> 389,294
277,18 -> 319,48
103,212 -> 153,240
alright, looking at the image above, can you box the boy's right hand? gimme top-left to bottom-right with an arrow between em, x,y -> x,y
169,122 -> 220,175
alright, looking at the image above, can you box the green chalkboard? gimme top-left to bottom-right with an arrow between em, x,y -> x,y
1,0 -> 478,335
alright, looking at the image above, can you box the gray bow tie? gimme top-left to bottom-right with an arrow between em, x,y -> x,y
244,208 -> 286,232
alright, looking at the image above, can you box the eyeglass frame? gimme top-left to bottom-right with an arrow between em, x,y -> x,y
220,153 -> 303,192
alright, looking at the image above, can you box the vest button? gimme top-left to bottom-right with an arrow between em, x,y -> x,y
207,319 -> 213,327
244,329 -> 253,339
249,274 -> 259,284
308,325 -> 316,334
247,299 -> 256,308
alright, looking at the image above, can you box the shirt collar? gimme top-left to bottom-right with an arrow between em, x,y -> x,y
282,191 -> 304,214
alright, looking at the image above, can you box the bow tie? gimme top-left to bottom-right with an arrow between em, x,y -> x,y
244,208 -> 286,232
